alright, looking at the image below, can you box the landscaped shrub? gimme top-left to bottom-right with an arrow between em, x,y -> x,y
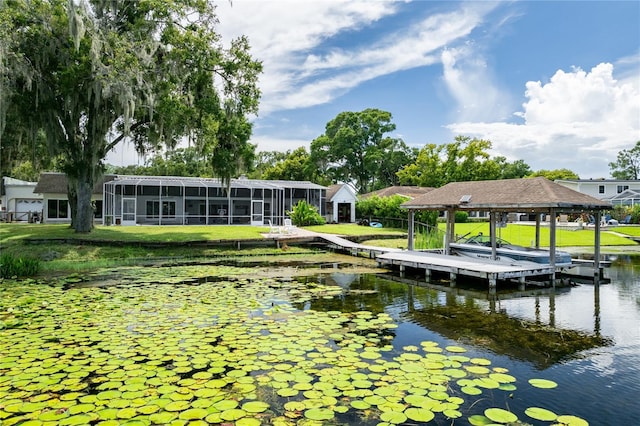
455,211 -> 469,223
0,252 -> 41,278
288,200 -> 326,226
356,195 -> 438,228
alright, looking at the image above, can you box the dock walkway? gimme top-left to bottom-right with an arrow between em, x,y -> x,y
265,229 -> 563,287
376,251 -> 555,287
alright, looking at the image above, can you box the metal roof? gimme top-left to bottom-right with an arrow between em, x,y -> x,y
106,175 -> 326,190
35,173 -> 327,194
402,177 -> 612,212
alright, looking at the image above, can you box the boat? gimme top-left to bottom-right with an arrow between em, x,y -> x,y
450,233 -> 573,267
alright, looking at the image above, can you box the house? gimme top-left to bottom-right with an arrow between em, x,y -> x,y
34,172 -> 327,226
33,173 -> 115,223
555,179 -> 640,201
0,177 -> 43,222
325,184 -> 357,223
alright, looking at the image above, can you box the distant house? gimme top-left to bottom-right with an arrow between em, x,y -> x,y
359,185 -> 434,200
33,172 -> 327,226
325,184 -> 357,223
555,179 -> 640,201
1,177 -> 43,222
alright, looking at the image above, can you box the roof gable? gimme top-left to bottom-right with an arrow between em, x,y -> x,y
402,177 -> 611,211
327,184 -> 356,202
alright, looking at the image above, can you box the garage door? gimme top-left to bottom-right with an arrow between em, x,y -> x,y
15,199 -> 42,221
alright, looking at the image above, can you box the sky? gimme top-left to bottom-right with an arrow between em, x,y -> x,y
106,0 -> 640,179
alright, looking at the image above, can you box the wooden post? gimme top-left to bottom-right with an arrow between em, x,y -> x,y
408,210 -> 415,251
489,211 -> 497,260
535,213 -> 541,249
549,208 -> 557,286
444,209 -> 454,255
594,211 -> 601,278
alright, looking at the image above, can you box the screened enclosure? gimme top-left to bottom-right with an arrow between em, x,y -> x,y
103,176 -> 326,226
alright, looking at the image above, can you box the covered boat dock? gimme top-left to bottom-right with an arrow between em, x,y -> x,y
386,177 -> 612,286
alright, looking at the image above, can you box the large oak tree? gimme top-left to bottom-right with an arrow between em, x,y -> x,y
310,109 -> 413,193
1,0 -> 261,232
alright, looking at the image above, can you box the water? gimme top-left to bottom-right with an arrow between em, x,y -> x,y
309,256 -> 640,425
1,256 -> 637,425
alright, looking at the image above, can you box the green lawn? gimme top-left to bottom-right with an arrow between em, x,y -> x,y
438,223 -> 635,247
610,226 -> 640,237
306,223 -> 405,237
0,221 -> 635,250
0,223 -> 270,244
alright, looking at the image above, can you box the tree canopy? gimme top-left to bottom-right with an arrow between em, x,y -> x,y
528,168 -> 579,181
1,0 -> 261,232
309,109 -> 414,193
396,136 -> 531,187
609,141 -> 640,179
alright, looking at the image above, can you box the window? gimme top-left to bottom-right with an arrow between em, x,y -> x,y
598,185 -> 605,194
47,199 -> 68,219
146,201 -> 176,218
617,185 -> 629,194
94,201 -> 103,219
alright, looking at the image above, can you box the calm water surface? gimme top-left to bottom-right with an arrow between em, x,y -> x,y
308,255 -> 640,426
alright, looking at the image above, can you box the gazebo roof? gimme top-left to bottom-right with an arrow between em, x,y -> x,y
402,177 -> 611,212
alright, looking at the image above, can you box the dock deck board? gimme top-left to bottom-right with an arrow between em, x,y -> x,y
376,251 -> 555,281
268,230 -> 561,286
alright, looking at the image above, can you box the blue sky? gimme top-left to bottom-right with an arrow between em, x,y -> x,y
107,1 -> 640,179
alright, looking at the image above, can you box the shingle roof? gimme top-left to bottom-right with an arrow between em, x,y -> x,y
360,186 -> 434,200
402,177 -> 612,211
33,173 -> 116,194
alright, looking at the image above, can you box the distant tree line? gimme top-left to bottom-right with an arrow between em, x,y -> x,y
8,104 -> 637,199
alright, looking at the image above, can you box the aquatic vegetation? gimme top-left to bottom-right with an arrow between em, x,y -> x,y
0,252 -> 40,278
0,269 -> 590,425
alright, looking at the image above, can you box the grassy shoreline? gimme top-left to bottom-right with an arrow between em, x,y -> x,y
1,222 -> 638,274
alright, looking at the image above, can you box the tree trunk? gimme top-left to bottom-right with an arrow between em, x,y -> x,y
72,166 -> 97,233
67,178 -> 78,230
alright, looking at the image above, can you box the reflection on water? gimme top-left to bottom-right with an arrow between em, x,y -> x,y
301,255 -> 640,425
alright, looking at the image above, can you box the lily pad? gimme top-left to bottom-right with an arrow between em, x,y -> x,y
241,401 -> 270,413
556,414 -> 589,426
525,406 -> 558,421
405,407 -> 435,422
484,407 -> 518,423
380,410 -> 408,424
529,378 -> 558,389
304,407 -> 334,421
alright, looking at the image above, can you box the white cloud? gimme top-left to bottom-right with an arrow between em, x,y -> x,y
216,1 -> 498,114
441,44 -> 512,122
250,135 -> 311,153
449,63 -> 640,178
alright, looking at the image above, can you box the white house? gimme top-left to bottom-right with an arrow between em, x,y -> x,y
325,184 -> 357,223
0,177 -> 43,222
555,179 -> 640,201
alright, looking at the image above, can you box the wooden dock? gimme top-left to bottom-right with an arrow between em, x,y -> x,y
376,251 -> 556,288
307,233 -> 557,287
267,230 -> 593,287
